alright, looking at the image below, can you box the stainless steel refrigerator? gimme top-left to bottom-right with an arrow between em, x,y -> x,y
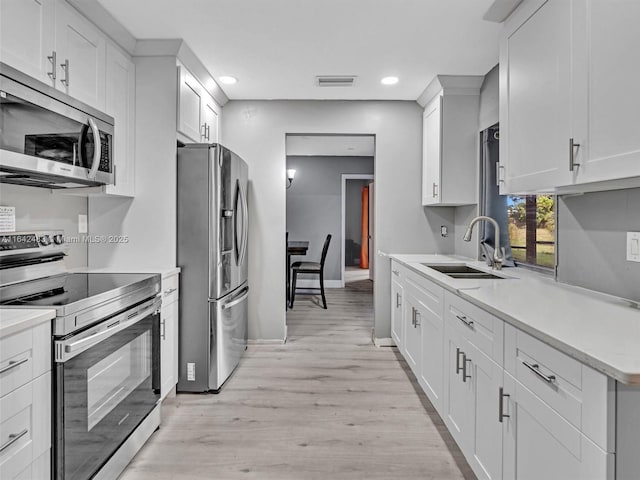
177,143 -> 249,392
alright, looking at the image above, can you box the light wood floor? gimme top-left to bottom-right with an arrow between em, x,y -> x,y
119,281 -> 475,480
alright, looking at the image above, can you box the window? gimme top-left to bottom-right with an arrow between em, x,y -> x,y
507,195 -> 555,269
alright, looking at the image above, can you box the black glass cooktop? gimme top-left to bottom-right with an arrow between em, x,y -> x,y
0,272 -> 158,307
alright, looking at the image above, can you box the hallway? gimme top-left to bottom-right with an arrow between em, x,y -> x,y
120,282 -> 473,479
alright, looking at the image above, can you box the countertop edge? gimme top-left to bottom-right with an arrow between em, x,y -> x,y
0,308 -> 56,339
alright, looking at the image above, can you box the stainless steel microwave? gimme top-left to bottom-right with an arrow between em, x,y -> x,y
0,63 -> 114,188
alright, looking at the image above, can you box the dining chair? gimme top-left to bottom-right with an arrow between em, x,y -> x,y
289,234 -> 332,309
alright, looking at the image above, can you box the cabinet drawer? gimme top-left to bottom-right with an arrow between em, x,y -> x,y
162,273 -> 179,306
0,323 -> 50,397
504,324 -> 614,451
445,292 -> 503,365
0,373 -> 51,480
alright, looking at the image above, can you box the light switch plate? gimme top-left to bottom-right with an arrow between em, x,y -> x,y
627,232 -> 640,262
78,214 -> 88,234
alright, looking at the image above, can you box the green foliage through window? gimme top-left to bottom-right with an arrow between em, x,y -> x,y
507,195 -> 555,269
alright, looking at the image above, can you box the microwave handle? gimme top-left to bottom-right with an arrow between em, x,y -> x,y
87,117 -> 101,180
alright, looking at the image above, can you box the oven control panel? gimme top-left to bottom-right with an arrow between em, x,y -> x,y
0,230 -> 66,252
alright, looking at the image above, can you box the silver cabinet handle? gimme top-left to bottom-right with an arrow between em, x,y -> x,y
455,347 -> 463,375
414,310 -> 421,327
462,354 -> 472,382
87,117 -> 101,180
60,59 -> 69,86
160,319 -> 166,340
569,138 -> 581,171
523,361 -> 556,384
392,269 -> 400,276
432,182 -> 438,198
495,162 -> 504,186
410,307 -> 415,327
0,429 -> 28,453
164,287 -> 177,296
456,314 -> 474,328
201,123 -> 207,139
47,51 -> 57,81
206,124 -> 211,141
0,357 -> 29,374
498,387 -> 510,423
396,292 -> 401,308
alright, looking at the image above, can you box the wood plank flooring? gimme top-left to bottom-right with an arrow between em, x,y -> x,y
119,281 -> 475,480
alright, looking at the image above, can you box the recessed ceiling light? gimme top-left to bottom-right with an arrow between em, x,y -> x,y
381,76 -> 399,85
219,76 -> 238,85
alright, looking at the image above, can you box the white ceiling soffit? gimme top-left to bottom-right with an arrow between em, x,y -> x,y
286,135 -> 375,157
96,0 -> 501,101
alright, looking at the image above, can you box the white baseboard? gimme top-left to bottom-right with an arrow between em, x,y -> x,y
374,337 -> 396,347
247,338 -> 286,345
294,279 -> 342,289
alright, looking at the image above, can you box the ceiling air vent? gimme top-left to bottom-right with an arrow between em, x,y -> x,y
316,76 -> 357,87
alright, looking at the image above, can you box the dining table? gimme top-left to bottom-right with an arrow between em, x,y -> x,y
287,240 -> 309,308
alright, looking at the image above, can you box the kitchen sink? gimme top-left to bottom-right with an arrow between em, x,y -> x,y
420,263 -> 506,280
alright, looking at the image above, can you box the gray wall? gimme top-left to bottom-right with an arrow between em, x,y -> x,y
222,100 -> 455,341
0,184 -> 88,268
345,179 -> 370,266
286,156 -> 373,280
558,188 -> 640,303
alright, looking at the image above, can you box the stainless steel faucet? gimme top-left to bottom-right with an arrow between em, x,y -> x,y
463,216 -> 505,270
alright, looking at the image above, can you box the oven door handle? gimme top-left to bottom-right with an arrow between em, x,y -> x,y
55,297 -> 161,362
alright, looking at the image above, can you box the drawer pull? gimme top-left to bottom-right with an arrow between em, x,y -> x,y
462,354 -> 472,382
523,361 -> 556,384
396,292 -> 402,308
456,314 -> 474,328
414,309 -> 421,327
455,348 -> 464,375
164,287 -> 177,295
0,429 -> 28,453
392,270 -> 400,276
498,387 -> 510,423
0,357 -> 29,374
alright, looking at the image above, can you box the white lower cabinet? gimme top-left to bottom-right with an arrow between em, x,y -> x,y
502,372 -> 614,480
160,272 -> 179,399
402,287 -> 421,376
390,275 -> 403,350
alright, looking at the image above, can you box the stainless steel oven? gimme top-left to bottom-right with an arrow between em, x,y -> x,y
0,62 -> 114,188
53,296 -> 161,480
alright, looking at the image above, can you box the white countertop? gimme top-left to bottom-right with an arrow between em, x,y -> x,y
390,254 -> 640,385
0,308 -> 56,338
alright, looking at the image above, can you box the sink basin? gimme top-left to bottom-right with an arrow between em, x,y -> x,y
420,263 -> 505,280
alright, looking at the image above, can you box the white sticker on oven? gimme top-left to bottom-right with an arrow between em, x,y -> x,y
0,206 -> 16,232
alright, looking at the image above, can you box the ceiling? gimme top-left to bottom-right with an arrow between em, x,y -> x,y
286,135 -> 375,157
97,0 -> 502,101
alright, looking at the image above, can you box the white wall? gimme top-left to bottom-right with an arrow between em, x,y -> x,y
0,184 -> 88,268
222,100 -> 455,341
88,56 -> 178,269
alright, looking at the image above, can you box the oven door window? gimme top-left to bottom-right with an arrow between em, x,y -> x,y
56,313 -> 159,480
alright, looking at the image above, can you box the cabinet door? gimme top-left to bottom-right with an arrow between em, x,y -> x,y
502,373 -> 614,480
202,96 -> 220,143
442,326 -> 473,451
466,342 -> 503,480
104,43 -> 135,197
572,0 -> 640,185
54,0 -> 106,109
390,278 -> 403,350
416,286 -> 444,413
402,293 -> 421,377
0,0 -> 55,86
421,97 -> 442,205
160,300 -> 178,399
177,67 -> 203,142
500,0 -> 574,193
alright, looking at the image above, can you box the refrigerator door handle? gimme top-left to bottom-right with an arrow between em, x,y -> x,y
221,287 -> 249,310
239,180 -> 249,265
234,179 -> 242,265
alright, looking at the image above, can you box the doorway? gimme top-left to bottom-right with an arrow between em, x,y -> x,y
342,174 -> 374,286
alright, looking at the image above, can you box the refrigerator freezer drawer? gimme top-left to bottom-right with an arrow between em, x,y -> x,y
208,285 -> 249,391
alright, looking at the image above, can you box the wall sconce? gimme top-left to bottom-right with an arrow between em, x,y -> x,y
286,169 -> 296,189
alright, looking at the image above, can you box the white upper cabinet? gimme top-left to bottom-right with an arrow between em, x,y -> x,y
54,1 -> 106,110
0,0 -> 106,110
177,65 -> 221,144
104,42 -> 135,197
501,0 -> 640,194
571,0 -> 640,185
420,75 -> 483,206
0,0 -> 55,85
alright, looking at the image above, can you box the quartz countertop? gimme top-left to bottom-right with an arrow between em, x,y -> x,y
390,254 -> 640,385
0,308 -> 56,338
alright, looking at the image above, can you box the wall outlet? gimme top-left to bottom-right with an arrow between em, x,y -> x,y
187,362 -> 195,381
440,225 -> 448,237
627,232 -> 640,263
78,214 -> 88,234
